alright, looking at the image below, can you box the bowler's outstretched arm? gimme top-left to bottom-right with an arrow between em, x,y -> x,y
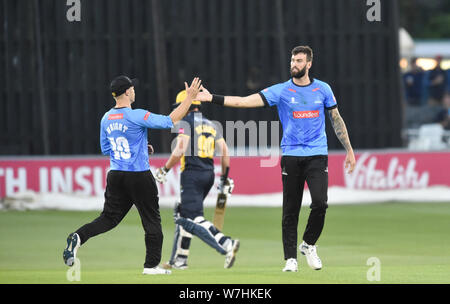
196,86 -> 265,108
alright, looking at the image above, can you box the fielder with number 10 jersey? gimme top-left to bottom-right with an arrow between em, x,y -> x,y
100,107 -> 173,171
63,76 -> 202,275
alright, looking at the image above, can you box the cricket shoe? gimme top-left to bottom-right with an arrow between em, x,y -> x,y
224,239 -> 240,269
142,266 -> 172,275
63,233 -> 81,267
162,260 -> 188,270
282,258 -> 298,272
299,241 -> 322,270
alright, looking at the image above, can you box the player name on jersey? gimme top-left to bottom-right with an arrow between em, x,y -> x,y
195,124 -> 217,137
106,122 -> 128,134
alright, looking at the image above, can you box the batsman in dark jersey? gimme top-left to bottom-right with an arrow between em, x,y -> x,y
62,76 -> 202,275
155,90 -> 239,270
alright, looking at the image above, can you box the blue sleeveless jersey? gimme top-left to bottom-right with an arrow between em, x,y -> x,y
100,107 -> 173,171
259,78 -> 337,156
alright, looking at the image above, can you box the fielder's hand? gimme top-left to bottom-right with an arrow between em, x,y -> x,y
148,144 -> 154,155
344,150 -> 356,174
155,167 -> 169,184
185,77 -> 202,100
196,85 -> 213,102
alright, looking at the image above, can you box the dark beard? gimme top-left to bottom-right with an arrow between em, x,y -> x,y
291,66 -> 307,79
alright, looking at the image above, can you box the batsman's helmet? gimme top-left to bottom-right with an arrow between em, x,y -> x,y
172,90 -> 202,111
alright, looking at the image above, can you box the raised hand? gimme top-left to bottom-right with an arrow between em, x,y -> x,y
169,78 -> 202,124
196,85 -> 213,102
185,77 -> 202,100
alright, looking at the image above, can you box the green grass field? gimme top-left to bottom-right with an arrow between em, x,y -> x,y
1,202 -> 450,284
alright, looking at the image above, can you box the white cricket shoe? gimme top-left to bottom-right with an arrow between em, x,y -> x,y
299,241 -> 322,270
162,258 -> 188,270
224,239 -> 240,269
142,266 -> 172,275
282,258 -> 298,272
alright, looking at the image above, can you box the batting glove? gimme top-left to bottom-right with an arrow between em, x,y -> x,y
155,167 -> 169,184
218,176 -> 234,196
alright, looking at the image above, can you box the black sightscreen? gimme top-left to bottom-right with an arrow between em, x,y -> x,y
1,0 -> 402,155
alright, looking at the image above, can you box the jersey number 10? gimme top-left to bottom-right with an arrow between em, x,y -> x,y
108,137 -> 131,160
197,135 -> 215,158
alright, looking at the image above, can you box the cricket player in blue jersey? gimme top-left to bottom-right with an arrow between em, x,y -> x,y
63,76 -> 202,275
197,46 -> 356,272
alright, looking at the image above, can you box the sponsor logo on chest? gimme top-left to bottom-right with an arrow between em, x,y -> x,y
108,113 -> 123,120
293,110 -> 319,119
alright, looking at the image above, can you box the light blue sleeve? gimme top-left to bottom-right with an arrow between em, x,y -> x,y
322,83 -> 338,109
260,83 -> 285,107
130,109 -> 174,129
99,115 -> 111,155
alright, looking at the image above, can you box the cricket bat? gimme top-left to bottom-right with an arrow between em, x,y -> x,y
213,167 -> 229,230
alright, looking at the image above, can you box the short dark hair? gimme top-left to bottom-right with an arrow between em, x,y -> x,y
291,46 -> 313,62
